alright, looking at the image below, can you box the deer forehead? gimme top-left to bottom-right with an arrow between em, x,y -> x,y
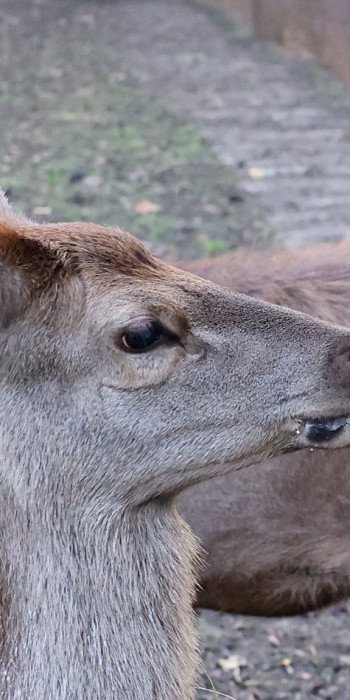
0,217 -> 218,339
86,274 -> 199,331
0,217 -> 276,338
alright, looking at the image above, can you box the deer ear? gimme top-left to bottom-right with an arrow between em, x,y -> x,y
0,192 -> 28,325
0,221 -> 59,329
0,256 -> 31,327
0,189 -> 32,227
0,192 -> 66,327
0,222 -> 38,327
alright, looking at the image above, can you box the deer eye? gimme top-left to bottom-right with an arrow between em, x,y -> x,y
116,319 -> 177,354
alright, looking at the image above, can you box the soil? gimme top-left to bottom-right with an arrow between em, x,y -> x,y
1,0 -> 350,698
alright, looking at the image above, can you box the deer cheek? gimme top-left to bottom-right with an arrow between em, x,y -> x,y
102,346 -> 186,391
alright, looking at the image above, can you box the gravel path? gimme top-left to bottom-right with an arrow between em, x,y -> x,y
112,0 -> 350,248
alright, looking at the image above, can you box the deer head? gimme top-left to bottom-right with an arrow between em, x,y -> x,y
2,191 -> 350,510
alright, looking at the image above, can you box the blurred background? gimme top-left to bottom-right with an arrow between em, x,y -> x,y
2,1 -> 350,698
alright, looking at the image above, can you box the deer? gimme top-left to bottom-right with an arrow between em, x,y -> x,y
179,241 -> 350,616
3,193 -> 350,699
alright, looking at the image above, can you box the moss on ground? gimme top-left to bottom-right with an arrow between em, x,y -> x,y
1,76 -> 273,259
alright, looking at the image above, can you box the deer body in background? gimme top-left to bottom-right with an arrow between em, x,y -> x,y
179,242 -> 350,616
3,194 -> 350,698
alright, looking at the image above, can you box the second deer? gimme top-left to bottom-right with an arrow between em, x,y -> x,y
180,241 -> 350,616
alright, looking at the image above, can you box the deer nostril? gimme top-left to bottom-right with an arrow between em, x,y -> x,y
338,346 -> 350,362
340,346 -> 350,359
330,346 -> 350,386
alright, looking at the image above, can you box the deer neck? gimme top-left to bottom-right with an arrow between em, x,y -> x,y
0,487 -> 199,700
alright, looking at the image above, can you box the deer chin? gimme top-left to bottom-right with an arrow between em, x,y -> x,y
291,415 -> 350,448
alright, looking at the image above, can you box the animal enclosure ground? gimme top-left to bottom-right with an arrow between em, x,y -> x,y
1,0 -> 350,697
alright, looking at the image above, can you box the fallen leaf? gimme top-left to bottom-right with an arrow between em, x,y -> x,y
56,111 -> 78,122
279,658 -> 291,666
299,672 -> 312,680
133,199 -> 160,214
203,203 -> 218,214
267,632 -> 280,646
244,679 -> 260,687
248,166 -> 265,180
32,206 -> 52,216
218,654 -> 247,671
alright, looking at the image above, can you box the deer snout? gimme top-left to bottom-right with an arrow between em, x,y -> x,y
290,341 -> 350,448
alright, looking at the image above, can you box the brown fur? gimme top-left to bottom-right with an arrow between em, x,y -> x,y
3,191 -> 350,697
179,242 -> 350,615
0,220 -> 159,276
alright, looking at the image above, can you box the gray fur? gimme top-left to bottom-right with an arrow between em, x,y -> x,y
2,197 -> 350,698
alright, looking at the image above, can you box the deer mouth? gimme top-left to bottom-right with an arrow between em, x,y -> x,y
296,415 -> 350,447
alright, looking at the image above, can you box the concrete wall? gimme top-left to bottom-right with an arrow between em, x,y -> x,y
193,0 -> 350,89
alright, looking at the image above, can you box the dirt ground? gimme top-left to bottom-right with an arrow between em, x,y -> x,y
1,0 -> 350,698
